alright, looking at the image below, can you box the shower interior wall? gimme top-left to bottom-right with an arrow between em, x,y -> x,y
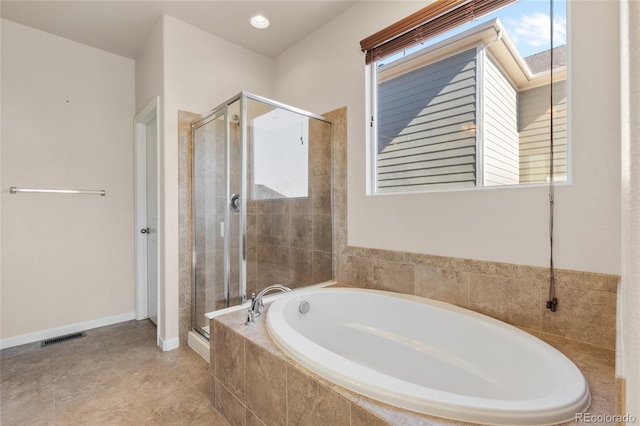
179,99 -> 333,344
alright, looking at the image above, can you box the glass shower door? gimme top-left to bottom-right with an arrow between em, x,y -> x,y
191,92 -> 332,339
192,112 -> 225,337
192,99 -> 244,338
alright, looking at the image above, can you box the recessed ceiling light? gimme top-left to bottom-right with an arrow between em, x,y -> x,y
250,14 -> 270,29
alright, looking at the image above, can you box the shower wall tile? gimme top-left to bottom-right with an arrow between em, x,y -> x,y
182,106 -> 335,345
274,199 -> 291,215
312,251 -> 333,283
255,199 -> 274,215
248,110 -> 332,292
178,189 -> 192,266
256,213 -> 275,246
274,214 -> 291,246
309,119 -> 332,178
274,245 -> 292,284
311,175 -> 331,214
247,259 -> 260,287
178,111 -> 200,344
312,214 -> 332,252
229,215 -> 241,249
291,214 -> 312,249
179,305 -> 191,346
290,249 -> 313,288
324,107 -> 347,256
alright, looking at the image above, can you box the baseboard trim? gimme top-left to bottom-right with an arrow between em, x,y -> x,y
159,336 -> 180,352
0,312 -> 136,349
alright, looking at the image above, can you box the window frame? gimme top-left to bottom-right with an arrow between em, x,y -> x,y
368,19 -> 570,196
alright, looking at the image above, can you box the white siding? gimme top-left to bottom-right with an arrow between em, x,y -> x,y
376,49 -> 477,191
483,56 -> 519,186
519,81 -> 568,183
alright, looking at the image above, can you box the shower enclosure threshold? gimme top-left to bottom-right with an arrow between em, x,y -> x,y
188,281 -> 335,363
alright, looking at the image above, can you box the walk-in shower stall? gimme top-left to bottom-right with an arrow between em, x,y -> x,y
191,92 -> 333,338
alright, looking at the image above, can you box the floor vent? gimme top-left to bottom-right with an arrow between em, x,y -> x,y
41,331 -> 86,347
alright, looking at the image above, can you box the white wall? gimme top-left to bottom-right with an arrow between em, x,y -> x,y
138,15 -> 275,345
136,19 -> 164,114
274,0 -> 621,276
276,0 -> 636,414
620,0 -> 640,417
1,20 -> 135,345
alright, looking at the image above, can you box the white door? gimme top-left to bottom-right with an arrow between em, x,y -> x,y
145,117 -> 158,325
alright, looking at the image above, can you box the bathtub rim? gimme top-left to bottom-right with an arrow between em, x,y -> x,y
203,280 -> 336,321
266,287 -> 591,426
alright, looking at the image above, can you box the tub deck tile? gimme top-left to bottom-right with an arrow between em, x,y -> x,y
210,297 -> 616,426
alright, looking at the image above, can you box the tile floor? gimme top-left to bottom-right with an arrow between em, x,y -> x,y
0,320 -> 229,425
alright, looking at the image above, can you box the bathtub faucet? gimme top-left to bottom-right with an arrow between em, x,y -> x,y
246,284 -> 291,325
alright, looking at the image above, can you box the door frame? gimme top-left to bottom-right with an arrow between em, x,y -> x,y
134,97 -> 160,330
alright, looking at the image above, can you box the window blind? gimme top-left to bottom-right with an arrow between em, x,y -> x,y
360,0 -> 516,65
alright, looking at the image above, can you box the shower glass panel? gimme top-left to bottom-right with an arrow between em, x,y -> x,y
245,98 -> 333,298
192,111 -> 226,337
192,93 -> 332,340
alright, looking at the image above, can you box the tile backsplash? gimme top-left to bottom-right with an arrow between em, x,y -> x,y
335,247 -> 618,349
325,106 -> 618,350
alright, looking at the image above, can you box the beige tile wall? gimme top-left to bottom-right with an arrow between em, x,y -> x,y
208,105 -> 617,425
336,248 -> 618,349
210,314 -> 377,426
178,109 -> 334,343
325,107 -> 619,351
209,297 -> 615,426
178,111 -> 200,345
245,116 -> 333,297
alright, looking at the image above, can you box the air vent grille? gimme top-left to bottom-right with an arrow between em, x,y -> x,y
41,331 -> 86,347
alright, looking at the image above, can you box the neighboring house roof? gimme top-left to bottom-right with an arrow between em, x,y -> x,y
379,19 -> 567,91
524,45 -> 568,74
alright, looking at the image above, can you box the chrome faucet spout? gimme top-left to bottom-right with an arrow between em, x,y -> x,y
246,284 -> 291,324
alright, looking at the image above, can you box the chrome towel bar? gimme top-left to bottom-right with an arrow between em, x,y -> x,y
9,186 -> 106,196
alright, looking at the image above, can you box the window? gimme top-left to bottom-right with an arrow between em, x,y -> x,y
366,0 -> 568,193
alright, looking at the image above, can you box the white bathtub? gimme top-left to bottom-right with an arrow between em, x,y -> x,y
266,287 -> 590,425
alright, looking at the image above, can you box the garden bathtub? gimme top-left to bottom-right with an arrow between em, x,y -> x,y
266,287 -> 590,425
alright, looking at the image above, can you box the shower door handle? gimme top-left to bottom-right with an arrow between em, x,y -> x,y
243,234 -> 247,261
229,194 -> 240,212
